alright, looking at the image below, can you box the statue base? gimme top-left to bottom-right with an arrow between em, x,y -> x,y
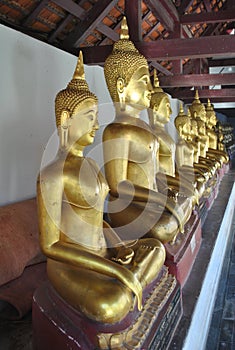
32,267 -> 182,350
205,174 -> 220,210
164,210 -> 202,286
218,166 -> 225,180
224,162 -> 230,174
198,199 -> 208,226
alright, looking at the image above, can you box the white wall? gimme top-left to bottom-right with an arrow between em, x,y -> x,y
0,24 -> 180,206
0,25 -> 113,205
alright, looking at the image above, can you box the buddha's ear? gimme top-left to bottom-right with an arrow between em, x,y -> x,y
116,77 -> 125,94
60,110 -> 70,128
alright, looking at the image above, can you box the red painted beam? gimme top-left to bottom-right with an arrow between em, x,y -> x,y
180,9 -> 235,24
125,0 -> 142,41
159,73 -> 235,87
171,88 -> 235,103
81,35 -> 235,64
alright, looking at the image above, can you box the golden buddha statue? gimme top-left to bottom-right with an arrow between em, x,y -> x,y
174,105 -> 206,198
205,99 -> 229,163
189,91 -> 222,174
103,17 -> 192,245
189,114 -> 217,175
148,70 -> 197,205
37,52 -> 166,325
195,114 -> 220,172
189,117 -> 201,163
148,70 -> 175,176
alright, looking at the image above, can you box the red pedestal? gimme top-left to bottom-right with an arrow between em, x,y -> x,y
32,267 -> 182,350
164,210 -> 202,286
224,162 -> 230,173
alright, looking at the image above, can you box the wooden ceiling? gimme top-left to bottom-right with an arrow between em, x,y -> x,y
0,0 -> 235,110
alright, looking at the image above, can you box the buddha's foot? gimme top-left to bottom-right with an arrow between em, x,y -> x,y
97,268 -> 178,350
133,244 -> 158,268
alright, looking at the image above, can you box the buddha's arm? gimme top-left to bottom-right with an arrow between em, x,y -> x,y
49,242 -> 143,310
103,133 -> 184,230
37,170 -> 143,310
207,148 -> 229,162
103,221 -> 135,265
103,134 -> 129,196
117,181 -> 185,232
157,172 -> 195,194
179,164 -> 208,181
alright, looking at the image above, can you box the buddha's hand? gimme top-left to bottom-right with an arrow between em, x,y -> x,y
112,246 -> 134,265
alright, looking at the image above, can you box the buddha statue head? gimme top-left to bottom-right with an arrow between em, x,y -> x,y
104,17 -> 152,112
55,51 -> 98,149
189,90 -> 206,122
206,99 -> 217,129
196,117 -> 206,136
148,69 -> 172,127
174,103 -> 191,140
190,119 -> 198,138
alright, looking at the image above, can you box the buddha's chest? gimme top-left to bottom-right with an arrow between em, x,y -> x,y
63,158 -> 109,208
127,127 -> 158,164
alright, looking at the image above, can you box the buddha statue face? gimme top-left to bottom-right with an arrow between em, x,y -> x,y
67,99 -> 99,147
206,99 -> 217,128
152,95 -> 172,125
189,90 -> 206,122
207,110 -> 217,128
104,17 -> 152,113
118,65 -> 152,110
191,120 -> 198,137
174,116 -> 191,139
197,119 -> 206,136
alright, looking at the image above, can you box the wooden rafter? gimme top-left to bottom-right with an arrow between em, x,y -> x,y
125,0 -> 142,41
144,0 -> 177,33
203,0 -> 212,12
180,9 -> 235,24
150,61 -> 173,76
62,0 -> 119,48
96,22 -> 119,42
48,14 -> 73,43
159,73 -> 235,87
177,0 -> 194,15
53,0 -> 85,19
22,0 -> 49,26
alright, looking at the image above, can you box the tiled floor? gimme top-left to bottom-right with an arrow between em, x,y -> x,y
0,167 -> 235,350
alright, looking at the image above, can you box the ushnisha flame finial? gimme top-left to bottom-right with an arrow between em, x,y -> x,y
187,107 -> 191,117
206,98 -> 214,111
153,69 -> 159,88
179,102 -> 184,115
153,69 -> 163,93
73,51 -> 85,80
195,89 -> 199,100
120,16 -> 129,40
191,89 -> 202,106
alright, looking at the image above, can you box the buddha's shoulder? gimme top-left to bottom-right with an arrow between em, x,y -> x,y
103,121 -> 154,138
38,157 -> 65,184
